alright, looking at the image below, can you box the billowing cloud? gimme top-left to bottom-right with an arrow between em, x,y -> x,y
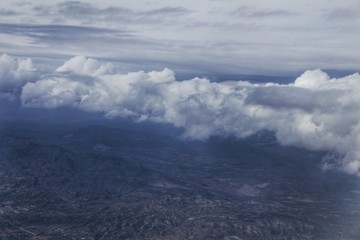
0,53 -> 36,89
0,53 -> 37,100
12,55 -> 360,176
56,56 -> 114,76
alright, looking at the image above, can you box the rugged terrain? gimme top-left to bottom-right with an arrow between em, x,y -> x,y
0,122 -> 360,239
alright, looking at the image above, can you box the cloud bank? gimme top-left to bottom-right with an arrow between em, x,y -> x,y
0,53 -> 36,89
0,53 -> 37,101
2,54 -> 360,176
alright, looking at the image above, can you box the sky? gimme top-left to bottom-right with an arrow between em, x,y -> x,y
0,0 -> 359,77
1,1 -> 360,176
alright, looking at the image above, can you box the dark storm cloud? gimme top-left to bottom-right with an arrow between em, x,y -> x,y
231,6 -> 297,18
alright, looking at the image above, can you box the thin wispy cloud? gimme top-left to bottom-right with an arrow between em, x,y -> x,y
231,5 -> 297,18
33,1 -> 192,24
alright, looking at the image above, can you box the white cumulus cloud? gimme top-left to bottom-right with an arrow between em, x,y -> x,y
0,53 -> 37,101
55,56 -> 114,76
0,53 -> 37,89
16,55 -> 360,176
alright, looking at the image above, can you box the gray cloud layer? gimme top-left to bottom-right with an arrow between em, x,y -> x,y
2,54 -> 360,176
326,7 -> 360,20
34,1 -> 192,25
1,1 -> 359,76
231,6 -> 296,18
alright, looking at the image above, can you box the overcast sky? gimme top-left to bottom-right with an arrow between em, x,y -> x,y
1,0 -> 359,77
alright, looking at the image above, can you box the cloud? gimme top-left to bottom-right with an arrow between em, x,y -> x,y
0,9 -> 18,16
0,23 -> 125,46
231,6 -> 296,18
326,8 -> 360,20
0,53 -> 36,91
142,7 -> 192,18
13,55 -> 360,176
33,1 -> 192,24
0,53 -> 37,102
245,71 -> 360,175
2,2 -> 360,77
55,1 -> 131,19
21,77 -> 89,108
56,56 -> 114,76
0,92 -> 17,101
